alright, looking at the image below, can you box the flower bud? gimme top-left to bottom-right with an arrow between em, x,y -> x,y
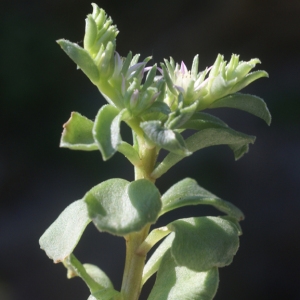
95,41 -> 115,79
83,15 -> 97,53
124,79 -> 139,109
134,87 -> 158,115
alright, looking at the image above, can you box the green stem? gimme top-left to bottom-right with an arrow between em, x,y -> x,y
120,225 -> 151,300
120,136 -> 158,300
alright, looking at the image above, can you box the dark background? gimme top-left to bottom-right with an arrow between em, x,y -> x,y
1,0 -> 300,299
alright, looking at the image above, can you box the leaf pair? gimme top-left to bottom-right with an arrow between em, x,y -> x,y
39,176 -> 243,299
144,216 -> 240,300
39,179 -> 161,264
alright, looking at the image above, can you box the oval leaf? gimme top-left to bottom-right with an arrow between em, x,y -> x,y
208,93 -> 271,125
39,200 -> 91,263
60,112 -> 98,151
57,39 -> 99,84
161,178 -> 244,221
168,217 -> 240,272
148,249 -> 219,300
140,121 -> 191,156
84,179 -> 161,236
93,104 -> 120,160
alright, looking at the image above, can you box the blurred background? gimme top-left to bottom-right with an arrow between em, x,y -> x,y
1,0 -> 300,299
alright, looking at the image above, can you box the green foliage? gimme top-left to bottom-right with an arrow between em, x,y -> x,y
39,199 -> 91,263
84,179 -> 161,236
160,178 -> 244,220
148,250 -> 219,300
60,112 -> 98,151
40,3 -> 271,300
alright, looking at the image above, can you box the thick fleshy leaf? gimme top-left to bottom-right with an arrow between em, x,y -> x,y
84,179 -> 161,236
84,264 -> 114,289
93,104 -> 119,160
142,233 -> 175,285
151,127 -> 255,179
93,105 -> 127,160
168,217 -> 240,272
88,289 -> 120,300
39,200 -> 91,263
57,39 -> 99,84
186,127 -> 255,159
148,249 -> 219,300
60,112 -> 98,151
140,121 -> 191,156
208,93 -> 271,125
181,112 -> 228,130
160,178 -> 244,221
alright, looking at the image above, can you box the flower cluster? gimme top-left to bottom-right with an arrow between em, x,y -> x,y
59,3 -> 268,126
161,54 -> 268,112
57,3 -> 270,157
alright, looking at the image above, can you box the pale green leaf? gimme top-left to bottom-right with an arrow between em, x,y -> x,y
84,264 -> 114,289
84,179 -> 161,236
160,178 -> 244,221
93,104 -> 120,160
186,127 -> 255,159
39,200 -> 91,263
208,93 -> 271,125
151,127 -> 255,179
181,112 -> 228,130
57,39 -> 99,84
168,217 -> 240,272
148,249 -> 219,300
142,233 -> 175,285
140,121 -> 191,156
60,112 -> 98,151
93,106 -> 137,162
88,289 -> 120,300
